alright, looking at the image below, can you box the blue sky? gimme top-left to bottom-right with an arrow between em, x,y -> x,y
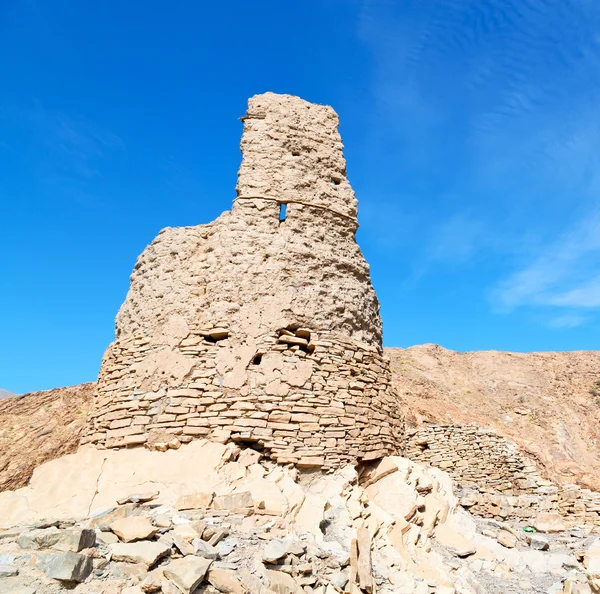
1,0 -> 599,393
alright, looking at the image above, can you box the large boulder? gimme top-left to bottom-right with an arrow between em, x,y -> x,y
52,527 -> 96,552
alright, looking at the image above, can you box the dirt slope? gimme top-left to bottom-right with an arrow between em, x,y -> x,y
386,345 -> 600,490
0,383 -> 94,491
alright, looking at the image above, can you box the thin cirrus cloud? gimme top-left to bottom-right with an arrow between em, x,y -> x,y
491,208 -> 600,311
1,100 -> 125,192
357,0 -> 600,326
30,101 -> 125,179
546,314 -> 590,330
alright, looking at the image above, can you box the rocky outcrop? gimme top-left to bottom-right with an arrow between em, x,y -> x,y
83,93 -> 404,468
0,383 -> 94,492
1,439 -> 598,594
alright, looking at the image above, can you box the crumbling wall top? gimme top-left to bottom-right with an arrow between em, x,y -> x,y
236,92 -> 357,220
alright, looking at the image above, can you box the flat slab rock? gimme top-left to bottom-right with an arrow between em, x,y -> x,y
109,541 -> 171,566
267,569 -> 303,594
117,490 -> 160,505
110,516 -> 157,542
434,525 -> 477,558
163,555 -> 213,594
207,568 -> 248,594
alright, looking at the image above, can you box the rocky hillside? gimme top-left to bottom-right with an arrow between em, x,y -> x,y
0,383 -> 95,491
386,345 -> 600,491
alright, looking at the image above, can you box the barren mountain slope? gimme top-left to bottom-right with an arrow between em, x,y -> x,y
386,344 -> 600,490
0,383 -> 94,491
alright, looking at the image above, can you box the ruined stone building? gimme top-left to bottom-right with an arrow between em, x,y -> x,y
83,93 -> 404,469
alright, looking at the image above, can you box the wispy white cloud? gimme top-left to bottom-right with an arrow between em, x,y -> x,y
357,0 -> 600,326
492,208 -> 600,310
549,278 -> 600,309
547,314 -> 590,329
28,101 -> 125,178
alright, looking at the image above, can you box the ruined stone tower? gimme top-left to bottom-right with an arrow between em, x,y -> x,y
84,93 -> 404,468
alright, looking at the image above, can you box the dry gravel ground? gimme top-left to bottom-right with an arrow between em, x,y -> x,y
0,383 -> 95,491
386,345 -> 600,490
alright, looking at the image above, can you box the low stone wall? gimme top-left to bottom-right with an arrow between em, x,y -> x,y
406,424 -> 600,525
458,484 -> 600,526
83,330 -> 404,470
405,425 -> 544,494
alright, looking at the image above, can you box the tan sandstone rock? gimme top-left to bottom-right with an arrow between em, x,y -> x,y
534,512 -> 568,533
207,568 -> 249,593
109,541 -> 170,566
163,555 -> 213,594
110,516 -> 157,542
434,525 -> 477,558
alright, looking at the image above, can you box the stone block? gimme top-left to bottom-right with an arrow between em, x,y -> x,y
110,516 -> 157,542
163,556 -> 213,593
52,528 -> 96,552
110,541 -> 171,566
38,551 -> 93,582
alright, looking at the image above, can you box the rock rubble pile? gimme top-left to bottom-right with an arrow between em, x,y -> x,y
2,442 -> 600,593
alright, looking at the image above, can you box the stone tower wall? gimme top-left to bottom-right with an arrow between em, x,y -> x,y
83,93 -> 404,467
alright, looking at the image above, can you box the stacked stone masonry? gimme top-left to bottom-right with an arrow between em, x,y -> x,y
406,425 -> 543,494
83,329 -> 402,469
406,424 -> 600,526
83,92 -> 405,467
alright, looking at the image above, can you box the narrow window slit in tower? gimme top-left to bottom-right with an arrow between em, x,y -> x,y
279,203 -> 287,222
